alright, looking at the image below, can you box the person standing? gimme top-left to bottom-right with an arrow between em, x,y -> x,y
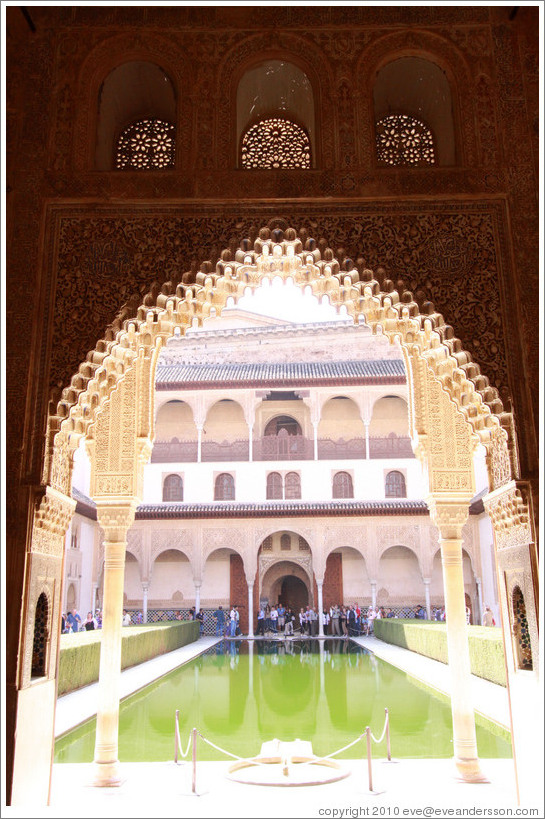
270,604 -> 278,634
229,605 -> 237,637
67,608 -> 81,633
83,611 -> 96,631
277,603 -> 285,634
330,604 -> 340,636
214,605 -> 225,637
257,605 -> 265,636
367,606 -> 376,634
482,605 -> 495,627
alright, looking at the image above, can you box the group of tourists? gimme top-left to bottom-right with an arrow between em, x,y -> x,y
61,608 -> 103,633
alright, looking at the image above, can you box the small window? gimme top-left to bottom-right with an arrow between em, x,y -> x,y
215,473 -> 235,501
116,118 -> 176,170
267,472 -> 283,500
285,472 -> 301,499
376,114 -> 435,167
281,533 -> 291,551
299,536 -> 310,551
262,536 -> 273,551
241,117 -> 311,169
385,470 -> 406,498
163,474 -> 183,502
31,593 -> 49,679
333,471 -> 353,499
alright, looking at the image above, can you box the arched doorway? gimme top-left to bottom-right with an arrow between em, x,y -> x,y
279,575 -> 308,612
261,560 -> 312,610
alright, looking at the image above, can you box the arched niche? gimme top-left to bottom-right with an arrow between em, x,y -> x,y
155,400 -> 195,441
123,550 -> 142,604
512,586 -> 533,671
329,546 -> 369,605
201,547 -> 234,605
96,61 -> 176,170
31,593 -> 49,679
148,548 -> 192,607
236,60 -> 316,167
203,399 -> 248,462
369,395 -> 410,437
318,397 -> 364,457
378,545 -> 422,608
373,56 -> 456,166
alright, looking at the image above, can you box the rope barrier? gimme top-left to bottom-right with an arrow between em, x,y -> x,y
174,707 -> 393,791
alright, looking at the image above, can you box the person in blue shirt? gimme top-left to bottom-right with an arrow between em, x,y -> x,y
214,605 -> 225,636
66,608 -> 81,633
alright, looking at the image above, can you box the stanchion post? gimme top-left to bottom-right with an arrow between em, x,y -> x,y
366,726 -> 373,792
385,708 -> 391,762
192,727 -> 197,794
174,710 -> 179,763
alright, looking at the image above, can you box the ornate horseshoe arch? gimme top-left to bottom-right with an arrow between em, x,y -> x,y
31,224 -> 536,789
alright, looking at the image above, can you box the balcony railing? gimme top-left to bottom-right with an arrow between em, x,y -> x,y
202,439 -> 249,462
151,440 -> 198,462
151,433 -> 414,463
253,434 -> 314,461
317,437 -> 366,460
369,435 -> 414,458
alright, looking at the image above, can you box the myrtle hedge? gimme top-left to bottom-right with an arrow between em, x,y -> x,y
57,621 -> 200,696
373,620 -> 506,687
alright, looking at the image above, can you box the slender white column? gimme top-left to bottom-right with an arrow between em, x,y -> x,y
92,584 -> 98,616
248,424 -> 253,462
247,581 -> 254,638
364,422 -> 370,459
370,581 -> 377,610
317,580 -> 324,637
197,426 -> 203,463
476,577 -> 483,624
428,498 -> 485,783
312,421 -> 319,461
142,583 -> 149,624
424,578 -> 431,619
194,582 -> 201,613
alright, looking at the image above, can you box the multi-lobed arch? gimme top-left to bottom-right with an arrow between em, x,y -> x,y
45,226 -> 518,514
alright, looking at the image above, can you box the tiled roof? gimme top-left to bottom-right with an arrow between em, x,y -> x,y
135,500 -> 428,519
72,486 -> 97,519
156,359 -> 406,389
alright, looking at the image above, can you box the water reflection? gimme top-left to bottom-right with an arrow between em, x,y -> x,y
55,639 -> 512,764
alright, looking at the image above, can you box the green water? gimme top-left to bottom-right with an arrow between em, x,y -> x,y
54,639 -> 511,763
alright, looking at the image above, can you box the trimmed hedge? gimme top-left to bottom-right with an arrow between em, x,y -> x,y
373,619 -> 507,687
57,621 -> 200,696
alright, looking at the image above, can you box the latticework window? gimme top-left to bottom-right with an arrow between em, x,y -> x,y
281,533 -> 291,551
285,472 -> 301,499
376,114 -> 435,166
241,117 -> 311,169
332,471 -> 353,499
266,472 -> 283,500
298,536 -> 310,551
163,473 -> 183,502
214,473 -> 235,501
116,118 -> 175,169
385,470 -> 406,498
262,536 -> 273,551
31,592 -> 48,678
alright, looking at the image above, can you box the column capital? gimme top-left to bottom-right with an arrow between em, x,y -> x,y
95,501 -> 137,541
426,495 -> 472,539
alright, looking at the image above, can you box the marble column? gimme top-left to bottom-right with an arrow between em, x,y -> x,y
196,426 -> 203,463
476,577 -> 483,625
93,504 -> 135,787
423,578 -> 431,619
364,422 -> 370,460
194,582 -> 201,613
317,580 -> 324,637
312,421 -> 319,461
247,581 -> 254,638
429,498 -> 485,783
370,581 -> 377,610
142,583 -> 149,624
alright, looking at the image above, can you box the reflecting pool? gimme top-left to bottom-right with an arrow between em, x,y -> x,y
54,639 -> 511,763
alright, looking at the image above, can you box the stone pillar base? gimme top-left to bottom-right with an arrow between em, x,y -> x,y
92,760 -> 124,787
454,757 -> 489,783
